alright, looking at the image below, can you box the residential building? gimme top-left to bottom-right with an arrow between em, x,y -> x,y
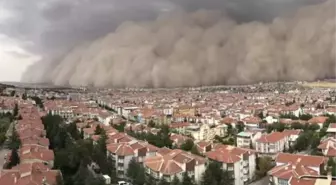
144,149 -> 206,183
326,123 -> 336,138
268,153 -> 328,185
256,132 -> 288,158
206,145 -> 256,185
318,137 -> 336,158
106,140 -> 158,179
236,131 -> 262,149
0,162 -> 61,185
187,124 -> 226,141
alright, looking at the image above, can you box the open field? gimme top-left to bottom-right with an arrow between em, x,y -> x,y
302,81 -> 336,88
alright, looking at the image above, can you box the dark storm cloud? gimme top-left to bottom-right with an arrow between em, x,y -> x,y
0,0 -> 176,55
0,0 -> 332,87
0,0 -> 320,56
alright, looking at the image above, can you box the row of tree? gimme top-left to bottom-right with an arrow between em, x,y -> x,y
42,114 -> 115,185
127,124 -> 173,148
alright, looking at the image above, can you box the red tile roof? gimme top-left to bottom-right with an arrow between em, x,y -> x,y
257,132 -> 287,143
275,153 -> 327,167
206,145 -> 255,164
308,116 -> 328,124
0,162 -> 60,185
144,149 -> 205,175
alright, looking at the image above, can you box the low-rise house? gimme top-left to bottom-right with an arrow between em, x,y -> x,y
268,153 -> 328,185
144,149 -> 206,183
0,162 -> 61,185
206,144 -> 256,185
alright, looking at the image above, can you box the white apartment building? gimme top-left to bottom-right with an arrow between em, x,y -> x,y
106,140 -> 158,179
256,132 -> 288,158
206,145 -> 256,185
143,149 -> 206,183
187,124 -> 226,141
236,131 -> 262,149
256,130 -> 302,158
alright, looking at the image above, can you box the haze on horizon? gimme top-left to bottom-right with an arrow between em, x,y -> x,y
0,0 -> 335,87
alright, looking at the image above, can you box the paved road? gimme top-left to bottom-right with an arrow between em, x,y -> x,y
0,149 -> 9,169
249,177 -> 269,185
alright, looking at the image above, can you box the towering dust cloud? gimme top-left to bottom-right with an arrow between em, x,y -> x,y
22,0 -> 336,87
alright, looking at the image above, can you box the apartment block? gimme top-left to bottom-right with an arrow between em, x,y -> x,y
206,144 -> 256,185
107,140 -> 158,179
143,149 -> 206,183
268,153 -> 328,185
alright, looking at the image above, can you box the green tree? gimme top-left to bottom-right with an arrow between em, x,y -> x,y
255,156 -> 274,179
308,124 -> 320,131
266,124 -> 273,133
7,148 -> 20,169
94,125 -> 103,135
191,145 -> 201,156
21,93 -> 27,100
180,139 -> 194,151
291,122 -> 304,130
10,90 -> 15,97
327,157 -> 335,166
148,120 -> 156,128
158,178 -> 169,185
236,121 -> 245,133
201,161 -> 233,185
171,176 -> 181,185
112,121 -> 126,132
96,130 -> 107,154
227,124 -> 234,135
31,96 -> 44,109
127,158 -> 139,182
9,127 -> 21,150
67,122 -> 81,140
219,170 -> 234,185
13,103 -> 18,117
299,114 -> 312,121
145,174 -> 156,185
134,165 -> 146,185
182,172 -> 195,185
273,122 -> 285,132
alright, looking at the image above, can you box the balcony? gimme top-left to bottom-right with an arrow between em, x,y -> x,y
243,177 -> 248,182
243,161 -> 248,167
243,168 -> 249,175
